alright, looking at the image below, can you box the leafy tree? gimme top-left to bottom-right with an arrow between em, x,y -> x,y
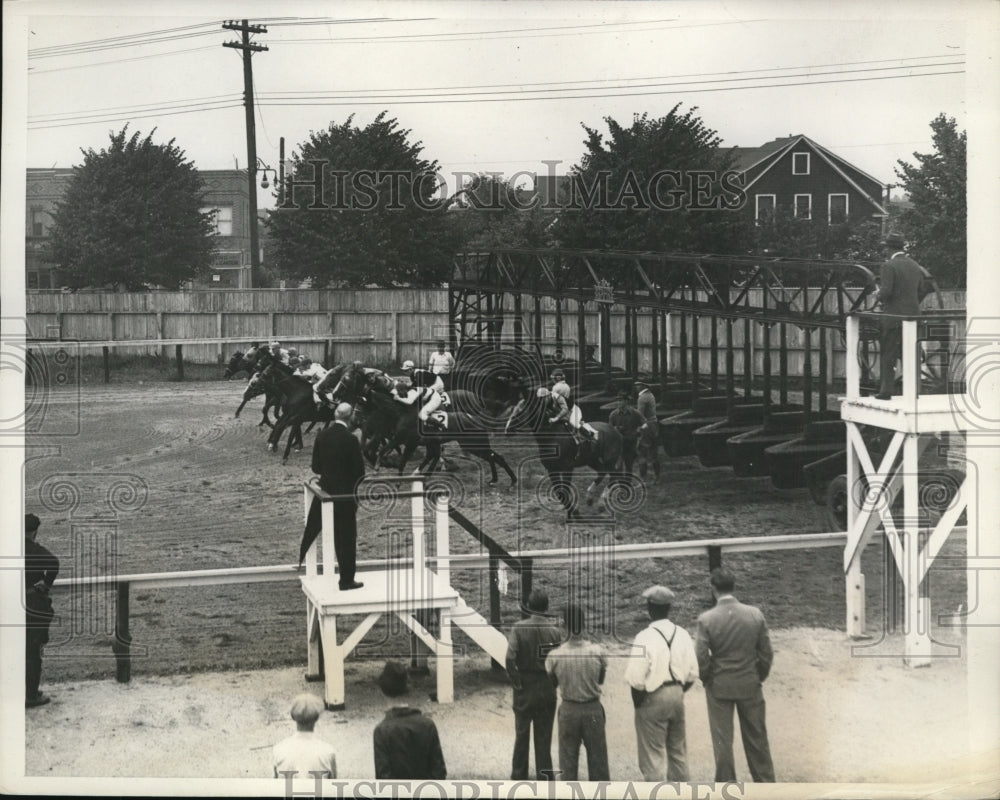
746,210 -> 884,263
551,105 -> 746,252
269,112 -> 459,287
49,127 -> 214,290
894,114 -> 966,287
450,173 -> 555,250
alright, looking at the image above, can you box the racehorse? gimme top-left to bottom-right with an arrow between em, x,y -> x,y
505,388 -> 625,517
233,349 -> 283,428
224,348 -> 261,380
261,361 -> 336,463
362,389 -> 517,485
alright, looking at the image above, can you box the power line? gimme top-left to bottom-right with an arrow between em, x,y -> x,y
28,44 -> 219,75
27,20 -> 223,55
29,94 -> 241,121
28,27 -> 227,59
26,103 -> 242,131
255,63 -> 964,105
255,69 -> 964,108
257,58 -> 965,99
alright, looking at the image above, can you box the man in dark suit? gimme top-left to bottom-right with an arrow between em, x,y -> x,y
695,568 -> 775,783
876,231 -> 931,399
298,402 -> 366,590
25,513 -> 59,708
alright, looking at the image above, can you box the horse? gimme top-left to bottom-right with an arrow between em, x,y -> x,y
505,388 -> 625,517
233,349 -> 283,428
262,361 -> 337,463
362,389 -> 517,485
223,348 -> 261,380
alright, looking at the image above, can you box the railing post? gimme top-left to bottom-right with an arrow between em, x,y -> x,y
175,344 -> 184,381
113,581 -> 131,683
102,345 -> 111,384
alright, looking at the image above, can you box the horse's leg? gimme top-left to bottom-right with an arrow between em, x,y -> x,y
586,472 -> 606,506
418,441 -> 440,476
492,450 -> 517,486
398,440 -> 417,475
282,418 -> 303,464
235,397 -> 250,419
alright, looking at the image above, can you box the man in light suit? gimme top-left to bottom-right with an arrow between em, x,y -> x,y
876,231 -> 931,399
298,402 -> 366,590
695,568 -> 775,783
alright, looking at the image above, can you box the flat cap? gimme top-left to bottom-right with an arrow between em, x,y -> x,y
25,513 -> 41,532
642,585 -> 675,604
288,692 -> 324,724
882,231 -> 906,249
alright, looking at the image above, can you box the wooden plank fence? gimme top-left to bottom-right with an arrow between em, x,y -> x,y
26,288 -> 966,377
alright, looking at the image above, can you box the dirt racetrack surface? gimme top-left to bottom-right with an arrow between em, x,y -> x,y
20,381 -> 992,789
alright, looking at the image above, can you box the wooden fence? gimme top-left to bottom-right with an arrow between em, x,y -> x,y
26,288 -> 967,377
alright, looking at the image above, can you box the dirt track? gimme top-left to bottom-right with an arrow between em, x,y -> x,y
25,380 -> 967,684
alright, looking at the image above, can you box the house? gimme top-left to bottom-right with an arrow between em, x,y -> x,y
25,167 -> 254,290
727,134 -> 888,228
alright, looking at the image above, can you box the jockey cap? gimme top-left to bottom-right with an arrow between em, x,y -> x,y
402,360 -> 415,371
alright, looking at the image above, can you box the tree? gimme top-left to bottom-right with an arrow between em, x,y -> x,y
551,105 -> 746,253
269,112 -> 460,287
894,114 -> 966,287
450,173 -> 555,250
745,211 -> 884,263
49,127 -> 214,290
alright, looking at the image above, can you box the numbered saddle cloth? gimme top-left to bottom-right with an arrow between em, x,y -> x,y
428,410 -> 448,429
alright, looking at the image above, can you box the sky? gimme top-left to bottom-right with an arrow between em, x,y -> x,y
9,0 -> 982,211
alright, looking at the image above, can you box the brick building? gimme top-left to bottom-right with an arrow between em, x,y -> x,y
25,167 -> 254,290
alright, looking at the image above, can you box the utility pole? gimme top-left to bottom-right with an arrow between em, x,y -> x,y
223,20 -> 267,288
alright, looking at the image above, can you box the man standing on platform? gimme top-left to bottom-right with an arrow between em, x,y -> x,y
298,402 -> 365,590
695,568 -> 775,783
875,232 -> 932,400
624,585 -> 699,782
506,589 -> 564,781
635,380 -> 661,481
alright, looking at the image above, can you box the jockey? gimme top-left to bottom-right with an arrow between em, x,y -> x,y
402,359 -> 445,393
392,379 -> 445,430
295,355 -> 330,407
547,368 -> 598,461
268,340 -> 290,365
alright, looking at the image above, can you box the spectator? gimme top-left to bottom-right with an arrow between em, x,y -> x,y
272,693 -> 337,778
623,585 -> 699,782
695,568 -> 775,783
634,380 -> 661,481
25,513 -> 58,709
506,589 -> 564,780
428,340 -> 456,389
372,661 -> 447,780
875,232 -> 933,399
608,388 -> 645,475
544,603 -> 610,781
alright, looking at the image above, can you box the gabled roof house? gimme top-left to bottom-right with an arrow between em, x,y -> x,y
727,134 -> 888,228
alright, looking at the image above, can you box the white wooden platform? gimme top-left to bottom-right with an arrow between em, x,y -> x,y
840,392 -> 962,433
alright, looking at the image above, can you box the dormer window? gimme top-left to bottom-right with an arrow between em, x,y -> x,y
792,152 -> 810,175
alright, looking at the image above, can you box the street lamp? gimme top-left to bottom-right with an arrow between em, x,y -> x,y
249,158 -> 277,285
256,158 -> 277,189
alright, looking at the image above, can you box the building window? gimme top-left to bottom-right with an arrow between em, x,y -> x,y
828,193 -> 848,224
792,152 -> 810,175
30,208 -> 46,237
755,194 -> 776,223
794,194 -> 812,220
201,205 -> 233,236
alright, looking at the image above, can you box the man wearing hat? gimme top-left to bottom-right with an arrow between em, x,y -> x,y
272,693 -> 337,778
875,232 -> 932,399
635,380 -> 661,481
608,388 -> 645,475
373,661 -> 448,780
506,588 -> 564,781
623,585 -> 699,782
24,513 -> 59,708
428,340 -> 456,390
